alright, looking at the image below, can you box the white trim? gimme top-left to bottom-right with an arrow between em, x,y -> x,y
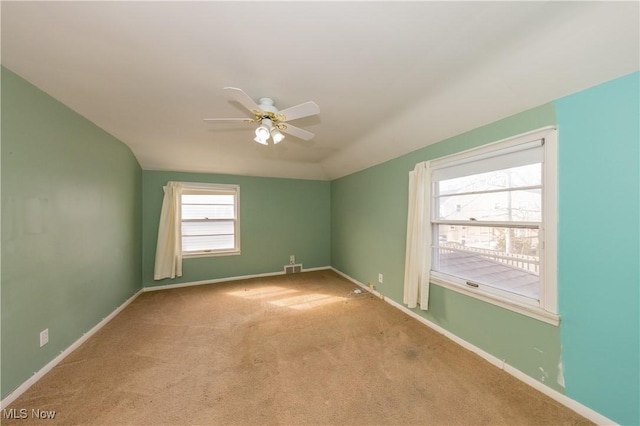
428,126 -> 559,321
1,289 -> 143,410
180,181 -> 240,257
502,365 -> 617,426
330,267 -> 616,426
541,129 -> 558,313
435,184 -> 542,199
181,183 -> 239,193
429,275 -> 560,326
300,266 -> 330,273
143,266 -> 332,292
432,219 -> 541,228
183,249 -> 241,259
333,267 -> 386,299
430,126 -> 555,169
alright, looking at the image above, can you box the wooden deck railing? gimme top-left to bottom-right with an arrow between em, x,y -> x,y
439,243 -> 539,274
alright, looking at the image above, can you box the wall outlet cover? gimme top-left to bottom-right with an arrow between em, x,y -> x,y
40,329 -> 49,347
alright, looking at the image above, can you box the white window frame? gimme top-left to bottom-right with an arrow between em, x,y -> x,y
181,182 -> 240,258
428,127 -> 558,325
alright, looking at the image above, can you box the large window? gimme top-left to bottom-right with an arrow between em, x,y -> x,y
429,127 -> 558,324
181,183 -> 240,257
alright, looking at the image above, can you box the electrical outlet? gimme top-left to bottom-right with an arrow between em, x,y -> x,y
368,282 -> 374,290
378,273 -> 383,283
40,329 -> 49,347
289,255 -> 295,265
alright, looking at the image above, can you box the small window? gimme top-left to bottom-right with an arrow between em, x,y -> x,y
429,127 -> 558,323
181,183 -> 240,257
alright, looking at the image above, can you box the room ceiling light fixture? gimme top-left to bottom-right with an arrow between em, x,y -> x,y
254,118 -> 272,145
204,87 -> 319,145
270,127 -> 285,144
254,117 -> 286,145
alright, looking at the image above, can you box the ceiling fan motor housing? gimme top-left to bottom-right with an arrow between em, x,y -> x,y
258,98 -> 277,114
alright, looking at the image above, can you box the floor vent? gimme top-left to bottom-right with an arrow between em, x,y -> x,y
284,264 -> 303,274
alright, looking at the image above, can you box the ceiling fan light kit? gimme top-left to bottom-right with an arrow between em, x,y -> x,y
254,118 -> 272,145
270,128 -> 285,144
254,132 -> 269,145
205,87 -> 319,146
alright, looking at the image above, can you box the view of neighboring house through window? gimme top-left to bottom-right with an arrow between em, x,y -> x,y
429,127 -> 558,322
181,183 -> 240,256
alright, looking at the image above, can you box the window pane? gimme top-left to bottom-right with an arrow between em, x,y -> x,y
182,221 -> 234,236
434,225 -> 539,299
438,163 -> 541,196
437,189 -> 541,222
183,235 -> 235,252
182,194 -> 235,205
182,204 -> 234,220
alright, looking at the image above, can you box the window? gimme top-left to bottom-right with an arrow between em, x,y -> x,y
181,183 -> 240,257
429,127 -> 558,324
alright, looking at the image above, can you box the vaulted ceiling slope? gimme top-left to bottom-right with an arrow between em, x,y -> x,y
2,1 -> 638,180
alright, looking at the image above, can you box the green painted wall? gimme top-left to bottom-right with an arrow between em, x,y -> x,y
1,68 -> 143,399
330,103 -> 564,391
142,171 -> 330,287
555,72 -> 639,425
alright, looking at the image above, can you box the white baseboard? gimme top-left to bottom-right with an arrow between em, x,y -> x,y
1,289 -> 143,410
330,267 -> 617,426
143,266 -> 331,292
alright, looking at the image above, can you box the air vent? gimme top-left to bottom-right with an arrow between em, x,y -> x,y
284,264 -> 303,274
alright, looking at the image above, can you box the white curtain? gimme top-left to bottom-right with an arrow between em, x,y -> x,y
154,181 -> 183,280
403,161 -> 432,310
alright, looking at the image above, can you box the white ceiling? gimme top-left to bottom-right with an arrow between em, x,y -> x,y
2,1 -> 638,180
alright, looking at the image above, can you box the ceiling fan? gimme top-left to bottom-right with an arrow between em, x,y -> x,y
204,87 -> 320,145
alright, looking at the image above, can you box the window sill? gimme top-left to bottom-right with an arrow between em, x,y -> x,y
429,275 -> 560,326
183,250 -> 241,259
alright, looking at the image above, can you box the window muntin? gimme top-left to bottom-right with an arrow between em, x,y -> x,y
437,188 -> 542,222
180,184 -> 239,256
438,163 -> 542,196
428,129 -> 557,319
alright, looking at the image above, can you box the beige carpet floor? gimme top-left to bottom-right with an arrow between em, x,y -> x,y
4,270 -> 591,425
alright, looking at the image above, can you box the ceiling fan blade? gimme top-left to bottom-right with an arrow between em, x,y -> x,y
224,87 -> 261,113
203,118 -> 251,122
278,101 -> 320,122
280,123 -> 315,141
